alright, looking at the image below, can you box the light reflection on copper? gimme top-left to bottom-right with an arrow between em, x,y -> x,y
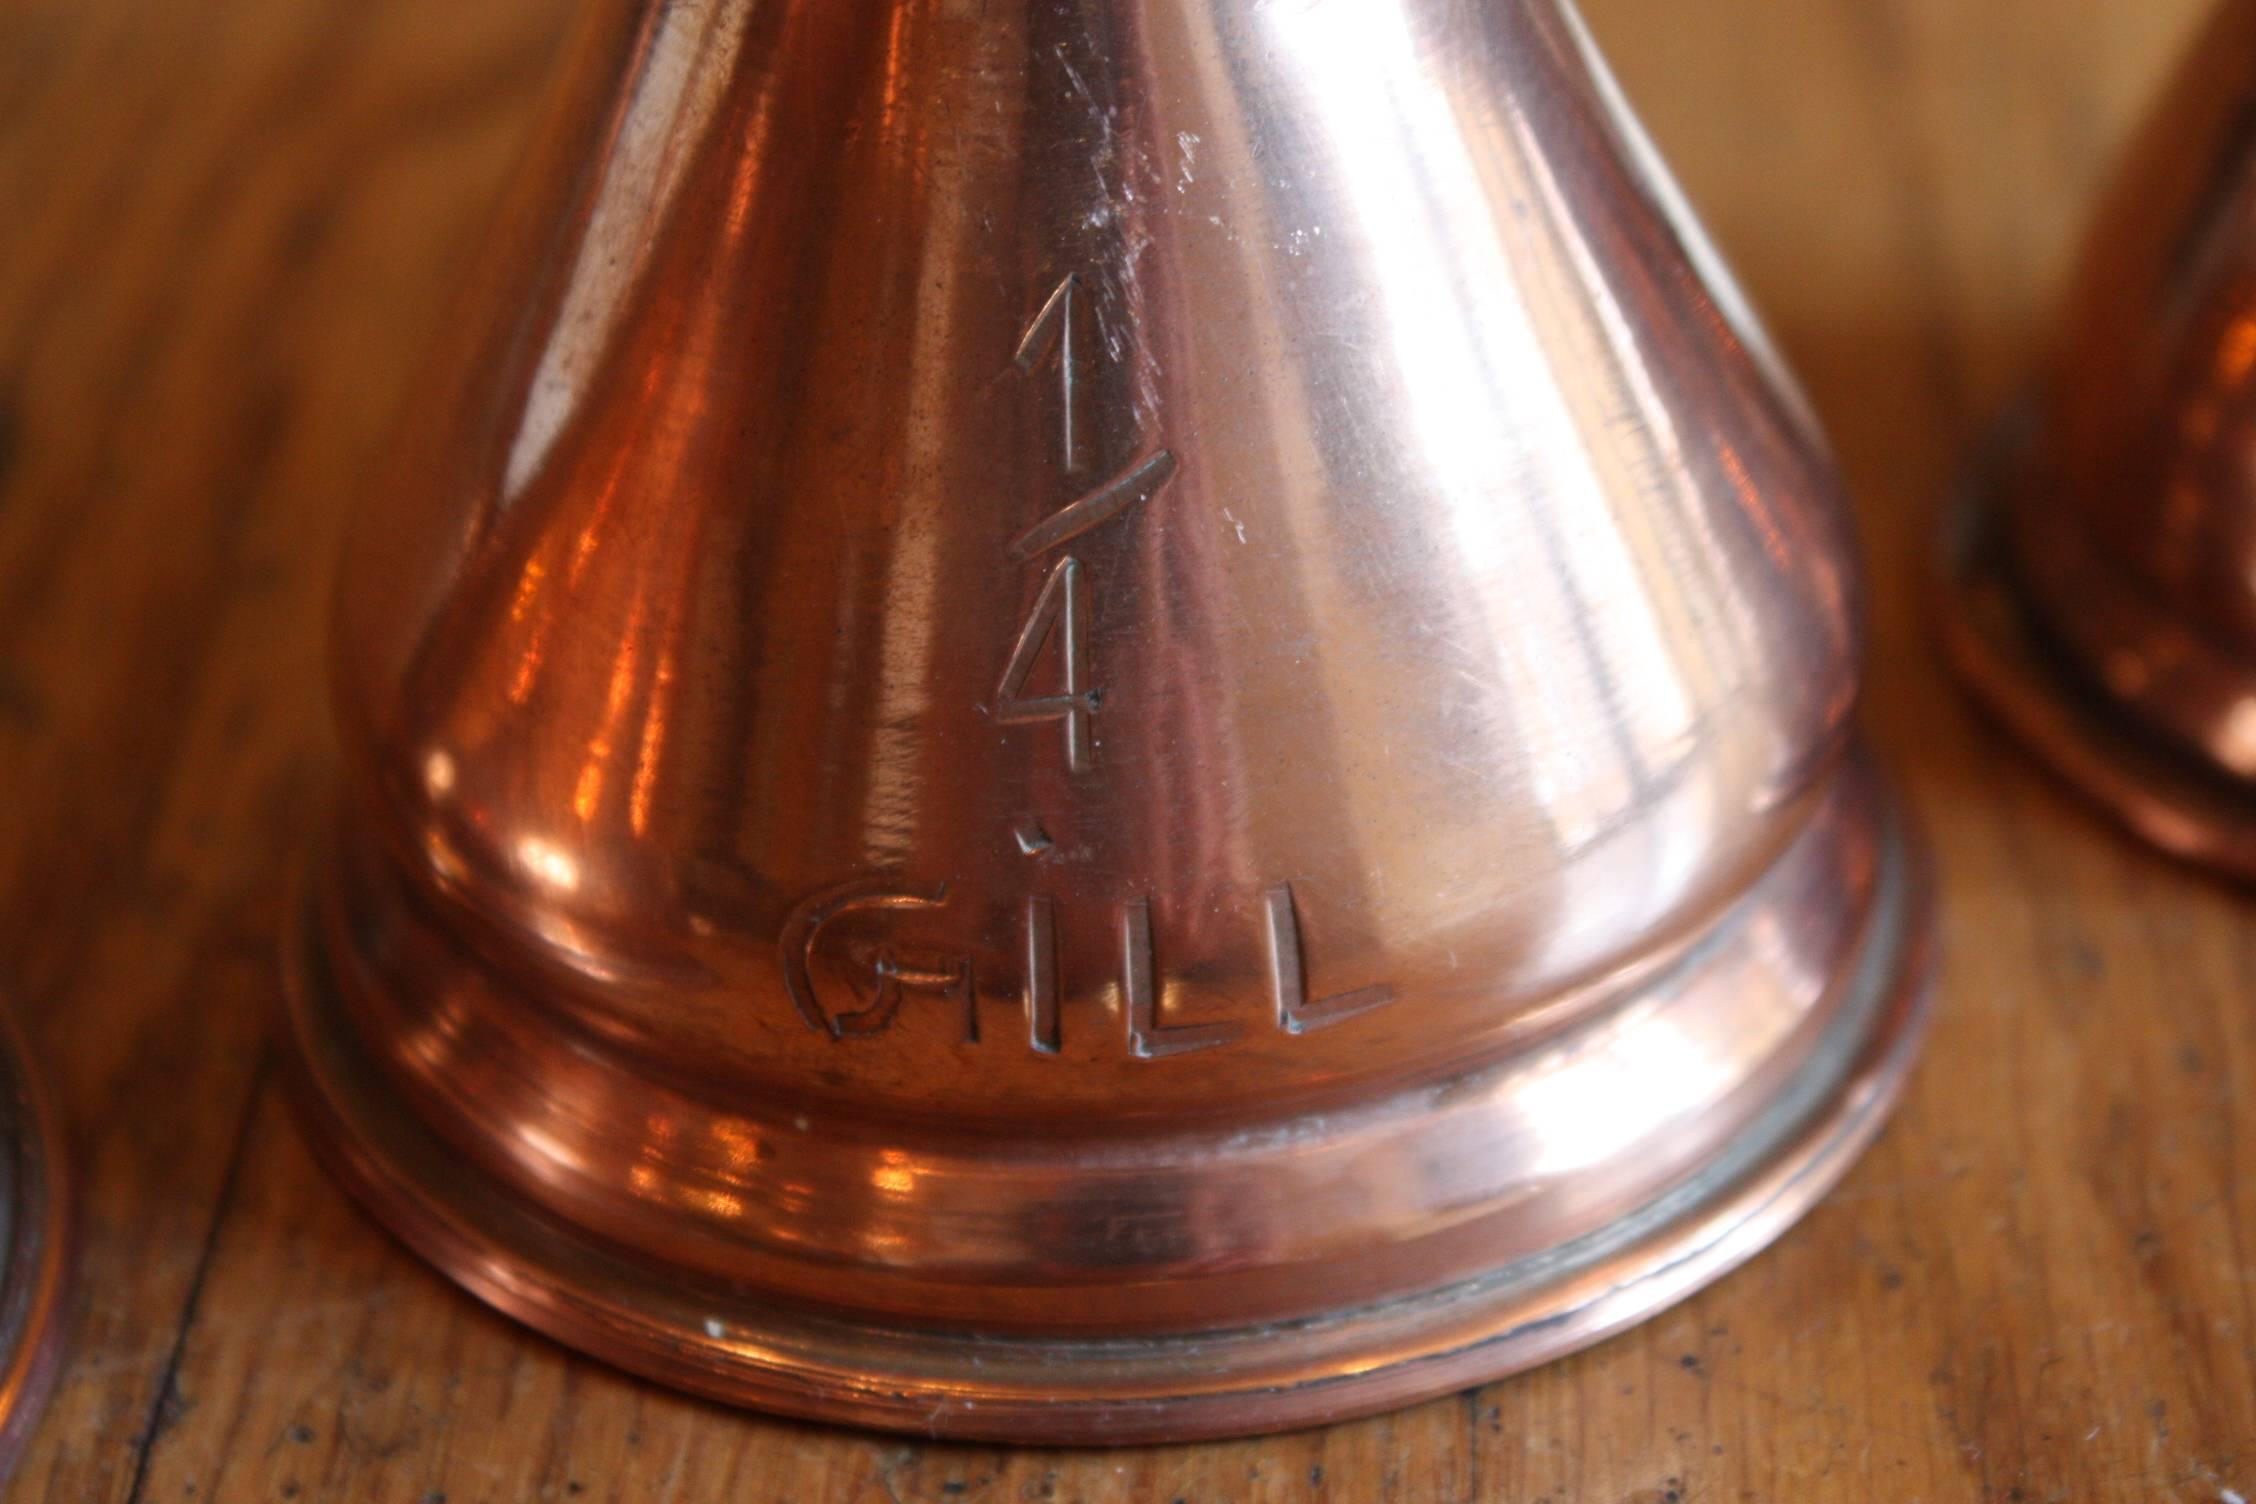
501,0 -> 757,502
869,1148 -> 919,1199
629,647 -> 673,837
572,593 -> 648,824
691,1189 -> 745,1219
511,836 -> 580,893
708,1118 -> 763,1173
2218,314 -> 2256,386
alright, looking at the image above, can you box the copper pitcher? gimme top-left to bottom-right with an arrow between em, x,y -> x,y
284,0 -> 1932,1441
1943,0 -> 2256,873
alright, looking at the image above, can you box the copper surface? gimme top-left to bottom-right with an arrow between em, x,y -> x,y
283,0 -> 1933,1441
1941,0 -> 2256,873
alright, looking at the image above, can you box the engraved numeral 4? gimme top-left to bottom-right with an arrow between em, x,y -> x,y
995,554 -> 1097,773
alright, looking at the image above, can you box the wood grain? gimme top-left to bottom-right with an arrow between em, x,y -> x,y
0,0 -> 2246,1498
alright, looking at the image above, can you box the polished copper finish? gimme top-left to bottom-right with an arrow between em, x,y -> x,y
283,0 -> 1932,1441
1942,0 -> 2256,871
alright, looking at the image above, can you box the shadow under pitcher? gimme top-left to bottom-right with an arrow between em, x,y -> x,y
282,0 -> 1933,1443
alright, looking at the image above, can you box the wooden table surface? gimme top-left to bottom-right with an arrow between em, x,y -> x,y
0,0 -> 2246,1498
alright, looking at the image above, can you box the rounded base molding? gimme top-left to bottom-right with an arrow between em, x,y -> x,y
280,796 -> 1930,1444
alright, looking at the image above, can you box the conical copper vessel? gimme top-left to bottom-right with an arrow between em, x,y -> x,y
1943,0 -> 2256,871
284,0 -> 1932,1441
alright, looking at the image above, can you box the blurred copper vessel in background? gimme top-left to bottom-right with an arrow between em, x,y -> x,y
283,0 -> 1931,1441
0,1015 -> 68,1475
1942,0 -> 2256,871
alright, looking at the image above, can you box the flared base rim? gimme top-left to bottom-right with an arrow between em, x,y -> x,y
1937,413 -> 2256,879
277,801 -> 1930,1446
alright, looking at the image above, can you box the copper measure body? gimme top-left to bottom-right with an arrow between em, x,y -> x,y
286,0 -> 1932,1441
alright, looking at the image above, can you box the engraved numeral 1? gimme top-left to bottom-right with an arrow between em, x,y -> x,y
995,554 -> 1096,774
1015,273 -> 1081,471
